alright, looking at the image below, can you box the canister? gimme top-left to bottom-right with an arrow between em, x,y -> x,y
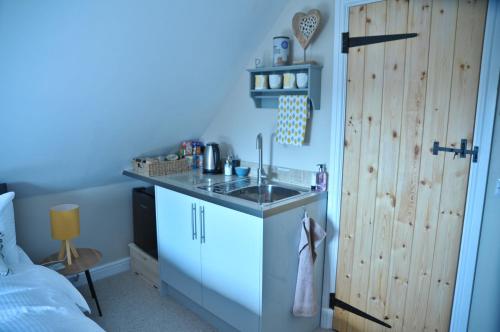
273,36 -> 290,66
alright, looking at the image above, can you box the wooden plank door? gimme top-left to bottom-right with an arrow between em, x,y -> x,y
334,1 -> 488,331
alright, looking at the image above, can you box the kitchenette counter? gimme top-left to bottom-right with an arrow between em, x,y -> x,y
123,169 -> 326,218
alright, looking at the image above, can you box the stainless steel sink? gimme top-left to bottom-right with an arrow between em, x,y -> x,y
227,184 -> 304,204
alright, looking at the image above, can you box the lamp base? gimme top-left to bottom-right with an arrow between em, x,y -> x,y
57,240 -> 79,265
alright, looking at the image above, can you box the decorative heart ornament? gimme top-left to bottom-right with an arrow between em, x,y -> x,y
292,9 -> 321,49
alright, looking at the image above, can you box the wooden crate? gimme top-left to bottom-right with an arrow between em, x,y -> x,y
128,243 -> 159,289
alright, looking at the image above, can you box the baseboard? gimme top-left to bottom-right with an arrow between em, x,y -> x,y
71,256 -> 130,287
321,307 -> 334,329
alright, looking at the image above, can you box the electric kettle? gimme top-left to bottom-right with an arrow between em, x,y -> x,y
203,143 -> 221,174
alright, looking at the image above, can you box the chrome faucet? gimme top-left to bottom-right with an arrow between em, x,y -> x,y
256,133 -> 267,185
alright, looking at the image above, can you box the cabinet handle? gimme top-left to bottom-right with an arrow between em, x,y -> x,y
200,206 -> 206,244
191,203 -> 197,240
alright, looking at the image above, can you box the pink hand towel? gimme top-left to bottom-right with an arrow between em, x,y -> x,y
293,213 -> 326,317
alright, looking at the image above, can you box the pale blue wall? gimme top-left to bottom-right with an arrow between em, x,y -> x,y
0,0 -> 288,198
0,0 -> 289,264
202,0 -> 334,173
14,181 -> 143,264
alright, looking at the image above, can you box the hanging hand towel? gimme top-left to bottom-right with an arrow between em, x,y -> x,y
293,212 -> 326,317
276,95 -> 309,146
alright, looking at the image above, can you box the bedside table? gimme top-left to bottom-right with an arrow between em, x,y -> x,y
42,248 -> 103,316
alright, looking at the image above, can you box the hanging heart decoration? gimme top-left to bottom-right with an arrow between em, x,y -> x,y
292,9 -> 321,50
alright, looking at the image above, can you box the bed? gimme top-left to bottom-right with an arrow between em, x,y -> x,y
0,185 -> 104,332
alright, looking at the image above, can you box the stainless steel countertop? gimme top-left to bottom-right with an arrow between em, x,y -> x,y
123,169 -> 327,218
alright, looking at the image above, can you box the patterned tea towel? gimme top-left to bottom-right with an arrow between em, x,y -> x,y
276,95 -> 309,146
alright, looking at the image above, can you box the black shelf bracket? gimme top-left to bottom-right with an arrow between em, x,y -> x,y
330,293 -> 391,329
432,139 -> 479,163
342,32 -> 418,53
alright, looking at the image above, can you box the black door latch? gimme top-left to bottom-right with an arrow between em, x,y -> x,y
432,139 -> 478,163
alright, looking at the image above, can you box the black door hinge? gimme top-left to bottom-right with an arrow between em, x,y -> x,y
432,139 -> 479,163
330,293 -> 391,328
342,32 -> 418,53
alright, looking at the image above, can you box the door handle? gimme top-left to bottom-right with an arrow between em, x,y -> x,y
191,203 -> 197,240
432,138 -> 479,163
200,206 -> 206,244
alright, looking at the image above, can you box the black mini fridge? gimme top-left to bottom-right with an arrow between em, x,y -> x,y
132,187 -> 158,259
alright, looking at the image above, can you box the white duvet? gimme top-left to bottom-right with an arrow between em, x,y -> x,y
0,263 -> 104,332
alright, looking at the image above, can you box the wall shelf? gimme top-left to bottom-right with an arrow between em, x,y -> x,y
247,64 -> 322,109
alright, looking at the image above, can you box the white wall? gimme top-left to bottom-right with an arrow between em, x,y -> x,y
14,180 -> 143,264
201,0 -> 334,172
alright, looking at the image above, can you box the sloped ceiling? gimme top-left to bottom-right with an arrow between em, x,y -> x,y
0,0 -> 289,197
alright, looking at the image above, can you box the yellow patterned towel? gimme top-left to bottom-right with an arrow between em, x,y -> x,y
276,95 -> 309,146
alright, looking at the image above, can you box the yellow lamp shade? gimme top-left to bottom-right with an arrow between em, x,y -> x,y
50,204 -> 80,240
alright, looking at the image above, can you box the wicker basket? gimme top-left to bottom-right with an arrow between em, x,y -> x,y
132,157 -> 190,177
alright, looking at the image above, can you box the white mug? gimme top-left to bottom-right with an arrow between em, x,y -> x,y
296,73 -> 308,88
283,73 -> 296,89
254,74 -> 268,90
255,57 -> 264,68
269,74 -> 283,89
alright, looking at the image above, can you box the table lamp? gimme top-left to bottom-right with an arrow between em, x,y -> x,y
50,204 -> 80,265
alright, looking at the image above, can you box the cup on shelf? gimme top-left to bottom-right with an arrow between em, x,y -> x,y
254,74 -> 269,90
255,57 -> 264,68
269,74 -> 283,89
283,73 -> 296,89
296,72 -> 309,89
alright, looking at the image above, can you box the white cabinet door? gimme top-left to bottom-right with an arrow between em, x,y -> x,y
155,186 -> 202,304
200,200 -> 263,331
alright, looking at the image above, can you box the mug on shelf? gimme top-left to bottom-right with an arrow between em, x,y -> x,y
254,74 -> 269,90
283,73 -> 296,89
296,72 -> 309,89
269,74 -> 283,89
255,57 -> 264,68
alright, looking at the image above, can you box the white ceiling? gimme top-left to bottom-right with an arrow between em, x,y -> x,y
0,0 -> 289,197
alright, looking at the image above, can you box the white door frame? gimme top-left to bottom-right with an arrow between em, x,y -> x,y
323,0 -> 499,330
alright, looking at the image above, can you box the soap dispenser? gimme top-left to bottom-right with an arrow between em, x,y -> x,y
224,156 -> 233,176
315,164 -> 328,192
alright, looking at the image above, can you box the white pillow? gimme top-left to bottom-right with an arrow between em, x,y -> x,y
0,192 -> 19,266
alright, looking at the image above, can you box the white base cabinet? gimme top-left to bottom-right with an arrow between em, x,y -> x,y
155,186 -> 326,332
156,187 -> 202,304
200,199 -> 262,330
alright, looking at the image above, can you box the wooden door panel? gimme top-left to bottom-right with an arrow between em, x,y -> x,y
348,2 -> 386,331
403,1 -> 459,331
334,3 -> 368,331
387,1 -> 434,328
335,1 -> 488,331
424,0 -> 488,330
366,0 -> 408,330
